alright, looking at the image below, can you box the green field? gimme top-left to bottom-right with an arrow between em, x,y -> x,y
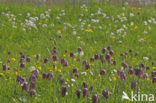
0,2 -> 156,103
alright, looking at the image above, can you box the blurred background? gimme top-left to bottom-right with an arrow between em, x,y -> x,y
0,0 -> 156,6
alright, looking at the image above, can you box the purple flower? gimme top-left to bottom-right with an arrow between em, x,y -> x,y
61,86 -> 67,97
83,88 -> 89,98
100,69 -> 106,76
29,89 -> 36,97
92,94 -> 99,103
78,47 -> 82,53
73,68 -> 78,74
26,57 -> 31,62
30,82 -> 36,89
102,90 -> 109,99
152,77 -> 156,84
76,89 -> 81,98
131,81 -> 137,89
83,82 -> 88,89
22,82 -> 29,91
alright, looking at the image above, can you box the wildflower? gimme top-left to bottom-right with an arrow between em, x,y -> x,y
71,79 -> 75,82
143,57 -> 149,61
120,72 -> 126,81
61,86 -> 67,97
76,89 -> 81,98
83,82 -> 88,88
102,90 -> 109,99
83,88 -> 89,98
47,73 -> 54,80
37,66 -> 42,71
152,67 -> 156,70
11,58 -> 16,62
26,57 -> 31,62
22,82 -> 29,91
112,77 -> 117,81
44,58 -> 49,64
131,81 -> 137,89
30,82 -> 36,89
29,75 -> 36,82
100,69 -> 106,76
128,69 -> 134,75
85,29 -> 93,33
58,69 -> 61,72
92,94 -> 99,103
73,68 -> 78,74
146,66 -> 150,71
152,71 -> 156,77
32,69 -> 39,78
152,77 -> 156,84
0,73 -> 4,77
29,89 -> 36,97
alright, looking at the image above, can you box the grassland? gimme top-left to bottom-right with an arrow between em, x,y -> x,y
0,2 -> 156,103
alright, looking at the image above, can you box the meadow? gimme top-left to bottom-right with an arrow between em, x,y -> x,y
0,1 -> 156,103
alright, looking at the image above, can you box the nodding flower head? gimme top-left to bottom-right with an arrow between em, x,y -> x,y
109,50 -> 114,56
32,69 -> 39,78
42,73 -> 48,79
128,69 -> 134,75
139,63 -> 145,69
152,77 -> 156,84
70,52 -> 75,58
36,54 -> 40,60
100,69 -> 106,76
83,88 -> 89,98
83,82 -> 88,89
106,54 -> 111,62
22,82 -> 29,91
152,71 -> 156,77
26,57 -> 31,62
129,49 -> 133,53
120,72 -> 126,81
76,89 -> 81,98
61,86 -> 67,97
51,55 -> 58,62
102,47 -> 106,54
94,54 -> 99,60
92,94 -> 99,103
29,75 -> 36,83
73,68 -> 78,74
59,78 -> 65,85
78,47 -> 82,53
20,63 -> 25,68
131,81 -> 137,89
47,73 -> 54,80
107,46 -> 111,51
146,66 -> 150,71
3,64 -> 7,71
135,69 -> 144,77
30,82 -> 36,89
44,58 -> 49,64
29,89 -> 36,97
102,90 -> 109,99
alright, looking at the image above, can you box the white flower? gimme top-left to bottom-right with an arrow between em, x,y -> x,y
71,79 -> 75,82
130,13 -> 134,17
42,24 -> 47,28
138,38 -> 144,42
80,51 -> 84,57
90,71 -> 93,75
143,57 -> 149,60
144,21 -> 148,25
81,72 -> 87,75
73,31 -> 77,35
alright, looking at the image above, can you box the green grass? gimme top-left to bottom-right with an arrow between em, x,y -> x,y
0,2 -> 156,103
